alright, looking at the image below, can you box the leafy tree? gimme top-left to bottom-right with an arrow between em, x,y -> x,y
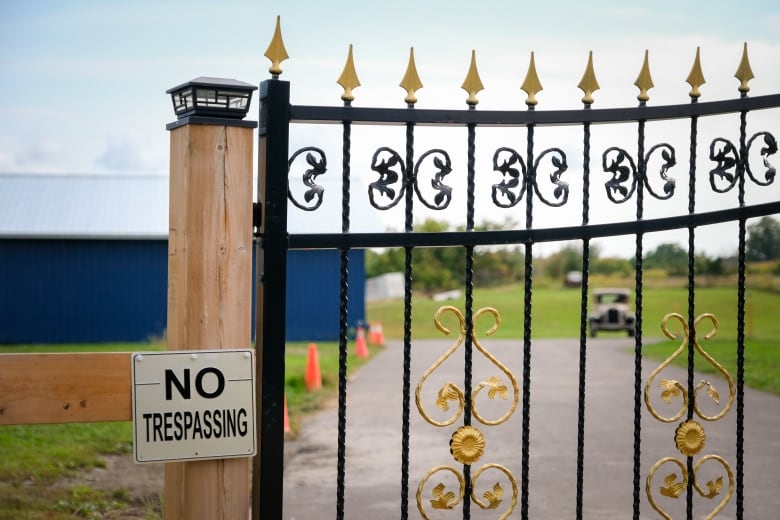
366,248 -> 404,278
543,244 -> 583,279
695,254 -> 725,276
366,218 -> 527,292
644,243 -> 688,276
474,246 -> 524,286
747,216 -> 780,261
590,256 -> 633,276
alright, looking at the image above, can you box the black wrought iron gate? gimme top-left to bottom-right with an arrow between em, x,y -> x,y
252,22 -> 780,519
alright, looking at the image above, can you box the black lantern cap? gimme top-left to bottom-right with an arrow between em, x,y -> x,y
166,77 -> 258,129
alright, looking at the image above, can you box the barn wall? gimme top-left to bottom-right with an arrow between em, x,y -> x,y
284,249 -> 366,342
0,240 -> 365,344
0,239 -> 167,344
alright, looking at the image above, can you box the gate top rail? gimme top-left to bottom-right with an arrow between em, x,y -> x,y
283,95 -> 780,127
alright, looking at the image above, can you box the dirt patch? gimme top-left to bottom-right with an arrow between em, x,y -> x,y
58,454 -> 163,518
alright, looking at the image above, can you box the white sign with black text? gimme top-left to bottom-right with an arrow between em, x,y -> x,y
131,349 -> 256,464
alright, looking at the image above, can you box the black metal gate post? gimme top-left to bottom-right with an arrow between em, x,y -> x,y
252,77 -> 291,519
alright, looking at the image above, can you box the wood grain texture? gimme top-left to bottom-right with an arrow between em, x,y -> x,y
0,352 -> 131,425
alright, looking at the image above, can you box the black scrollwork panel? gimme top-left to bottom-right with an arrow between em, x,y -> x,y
602,147 -> 638,204
413,149 -> 453,210
709,131 -> 777,193
746,131 -> 777,186
288,147 -> 327,211
643,143 -> 676,200
491,147 -> 527,208
533,147 -> 569,207
368,147 -> 405,210
708,138 -> 740,193
602,144 -> 676,203
368,147 -> 453,211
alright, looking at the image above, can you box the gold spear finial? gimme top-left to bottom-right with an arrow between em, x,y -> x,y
577,51 -> 600,106
686,47 -> 706,99
461,50 -> 484,107
634,49 -> 654,103
735,42 -> 754,95
521,51 -> 543,107
337,44 -> 361,103
400,47 -> 424,105
264,16 -> 289,78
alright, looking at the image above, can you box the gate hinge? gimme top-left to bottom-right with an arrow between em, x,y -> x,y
253,202 -> 262,231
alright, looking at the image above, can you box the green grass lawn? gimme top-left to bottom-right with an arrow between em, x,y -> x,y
369,285 -> 780,341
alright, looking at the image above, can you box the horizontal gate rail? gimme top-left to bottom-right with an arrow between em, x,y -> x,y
288,200 -> 780,250
286,93 -> 780,127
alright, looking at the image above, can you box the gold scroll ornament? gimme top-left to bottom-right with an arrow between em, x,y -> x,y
645,313 -> 735,519
415,306 -> 519,519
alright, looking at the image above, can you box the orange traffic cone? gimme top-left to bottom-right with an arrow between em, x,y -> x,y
283,394 -> 290,433
355,324 -> 369,358
368,322 -> 380,345
304,342 -> 322,391
372,322 -> 385,347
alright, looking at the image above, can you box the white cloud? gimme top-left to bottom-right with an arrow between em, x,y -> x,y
95,133 -> 167,174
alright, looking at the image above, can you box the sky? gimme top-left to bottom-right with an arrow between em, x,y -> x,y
1,1 -> 779,256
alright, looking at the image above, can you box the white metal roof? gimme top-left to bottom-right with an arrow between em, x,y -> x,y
0,173 -> 386,239
0,173 -> 169,239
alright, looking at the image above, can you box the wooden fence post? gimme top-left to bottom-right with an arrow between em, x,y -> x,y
165,81 -> 256,518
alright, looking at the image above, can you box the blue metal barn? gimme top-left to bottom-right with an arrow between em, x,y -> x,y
0,173 -> 365,344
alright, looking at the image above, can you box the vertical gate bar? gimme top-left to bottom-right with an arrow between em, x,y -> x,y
735,106 -> 749,520
685,102 -> 700,519
336,115 -> 353,520
400,119 -> 415,520
336,249 -> 349,519
462,121 -> 478,518
575,115 -> 592,520
631,117 -> 646,520
402,244 -> 413,518
520,122 -> 536,520
253,78 -> 290,520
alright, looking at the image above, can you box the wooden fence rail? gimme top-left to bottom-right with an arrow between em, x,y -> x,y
0,353 -> 131,425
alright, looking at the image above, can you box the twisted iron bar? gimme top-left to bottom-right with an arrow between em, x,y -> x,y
520,123 -> 535,520
632,116 -> 647,520
686,110 -> 700,518
575,117 -> 592,519
462,122 -> 478,518
401,119 -> 415,520
735,108 -> 748,520
335,119 -> 351,520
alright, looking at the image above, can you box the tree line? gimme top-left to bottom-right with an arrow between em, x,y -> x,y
366,216 -> 780,293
